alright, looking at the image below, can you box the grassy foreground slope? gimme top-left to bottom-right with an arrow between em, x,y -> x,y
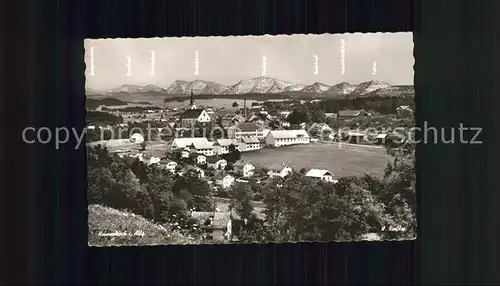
88,204 -> 200,246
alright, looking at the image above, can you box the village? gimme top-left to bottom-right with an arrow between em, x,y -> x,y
86,90 -> 414,242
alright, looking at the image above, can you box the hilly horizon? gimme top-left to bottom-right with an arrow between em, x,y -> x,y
86,77 -> 414,99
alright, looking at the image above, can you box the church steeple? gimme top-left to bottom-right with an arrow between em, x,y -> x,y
189,89 -> 197,109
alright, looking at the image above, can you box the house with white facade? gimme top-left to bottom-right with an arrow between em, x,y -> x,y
233,160 -> 256,178
207,156 -> 228,170
268,163 -> 293,178
265,130 -> 310,147
160,159 -> 178,173
214,173 -> 235,189
305,169 -> 336,183
184,166 -> 205,178
227,122 -> 265,139
188,141 -> 214,157
212,139 -> 239,155
143,154 -> 161,165
196,154 -> 207,165
129,133 -> 145,144
238,136 -> 260,152
171,137 -> 211,151
179,108 -> 212,127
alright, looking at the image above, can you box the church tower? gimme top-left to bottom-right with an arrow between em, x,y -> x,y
189,90 -> 197,109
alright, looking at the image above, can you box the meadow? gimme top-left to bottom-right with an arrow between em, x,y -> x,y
241,143 -> 391,178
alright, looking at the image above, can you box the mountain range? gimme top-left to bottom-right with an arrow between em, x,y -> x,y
87,77 -> 413,98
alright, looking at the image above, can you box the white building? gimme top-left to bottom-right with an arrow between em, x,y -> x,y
179,109 -> 211,127
238,136 -> 260,152
196,154 -> 207,165
171,137 -> 211,151
305,169 -> 336,183
265,130 -> 310,147
184,166 -> 205,178
188,141 -> 214,157
233,160 -> 255,178
227,122 -> 265,139
268,163 -> 293,178
207,157 -> 228,170
129,133 -> 145,144
161,159 -> 178,173
215,174 -> 235,189
212,139 -> 239,155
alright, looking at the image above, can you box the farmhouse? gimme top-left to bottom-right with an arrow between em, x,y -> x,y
233,160 -> 256,178
212,139 -> 239,155
196,154 -> 207,165
238,136 -> 260,152
143,154 -> 161,165
190,211 -> 232,241
184,166 -> 205,178
214,173 -> 235,189
129,133 -> 145,143
325,113 -> 338,119
171,137 -> 211,150
207,156 -> 227,170
160,159 -> 177,173
338,109 -> 370,120
179,109 -> 211,127
305,169 -> 336,183
265,130 -> 310,147
228,122 -> 265,139
268,163 -> 293,178
188,141 -> 214,157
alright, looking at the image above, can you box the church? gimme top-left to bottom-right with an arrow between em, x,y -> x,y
179,90 -> 212,128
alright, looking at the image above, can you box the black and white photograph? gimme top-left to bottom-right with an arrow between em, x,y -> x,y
85,33 -> 416,246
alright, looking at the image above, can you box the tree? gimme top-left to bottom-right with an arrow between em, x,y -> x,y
310,110 -> 326,123
222,144 -> 241,163
232,101 -> 239,108
299,168 -> 307,174
230,183 -> 254,220
286,110 -> 308,125
140,141 -> 147,151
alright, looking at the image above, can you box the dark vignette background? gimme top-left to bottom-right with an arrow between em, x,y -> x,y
3,0 -> 499,284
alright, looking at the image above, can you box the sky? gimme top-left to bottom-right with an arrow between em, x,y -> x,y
85,32 -> 414,91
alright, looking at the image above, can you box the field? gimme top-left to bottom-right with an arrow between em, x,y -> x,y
241,143 -> 391,178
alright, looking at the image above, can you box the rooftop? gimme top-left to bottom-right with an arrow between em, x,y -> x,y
172,137 -> 210,148
268,130 -> 310,139
181,109 -> 205,119
229,122 -> 262,132
241,136 -> 260,144
305,169 -> 333,178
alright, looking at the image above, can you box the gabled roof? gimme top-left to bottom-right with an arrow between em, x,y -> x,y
215,139 -> 239,147
338,109 -> 363,117
172,137 -> 211,149
207,156 -> 226,163
214,173 -> 234,180
268,130 -> 310,139
268,162 -> 291,171
160,158 -> 176,164
181,109 -> 205,119
229,122 -> 262,132
234,160 -> 253,167
189,140 -> 214,150
240,136 -> 260,144
305,169 -> 333,178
